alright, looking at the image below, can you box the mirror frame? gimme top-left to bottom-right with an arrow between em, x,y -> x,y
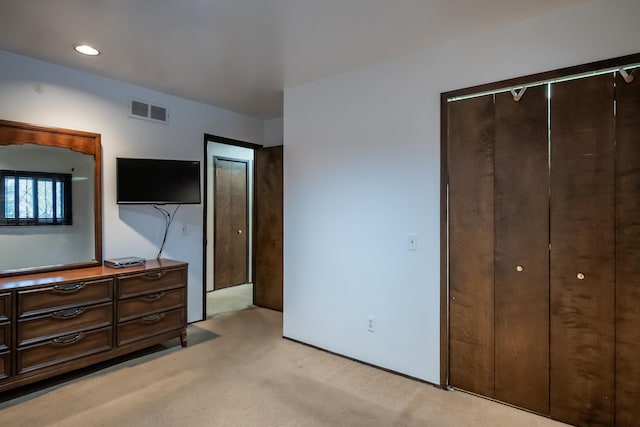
0,119 -> 102,277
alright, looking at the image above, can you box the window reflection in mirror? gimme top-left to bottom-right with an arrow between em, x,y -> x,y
0,144 -> 95,271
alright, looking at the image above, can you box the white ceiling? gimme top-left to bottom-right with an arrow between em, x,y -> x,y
0,0 -> 588,119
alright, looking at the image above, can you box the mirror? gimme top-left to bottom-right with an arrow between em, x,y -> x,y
0,120 -> 102,276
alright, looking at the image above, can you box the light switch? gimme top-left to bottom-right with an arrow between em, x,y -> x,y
408,233 -> 418,251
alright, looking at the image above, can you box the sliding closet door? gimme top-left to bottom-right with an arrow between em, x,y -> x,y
549,74 -> 615,426
493,87 -> 549,414
448,95 -> 495,397
615,70 -> 640,427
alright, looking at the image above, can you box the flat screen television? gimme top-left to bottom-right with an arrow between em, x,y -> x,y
116,158 -> 201,204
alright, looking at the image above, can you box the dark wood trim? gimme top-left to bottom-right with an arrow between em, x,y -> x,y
202,135 -> 208,320
439,93 -> 449,389
0,120 -> 101,156
0,120 -> 103,278
94,134 -> 103,269
442,52 -> 640,100
251,157 -> 256,305
205,133 -> 263,151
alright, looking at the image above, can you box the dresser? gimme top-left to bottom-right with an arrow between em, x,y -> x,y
0,259 -> 187,393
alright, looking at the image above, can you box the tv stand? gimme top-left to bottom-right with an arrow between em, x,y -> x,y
0,258 -> 187,393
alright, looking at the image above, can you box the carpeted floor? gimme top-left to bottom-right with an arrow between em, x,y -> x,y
0,306 -> 567,426
206,283 -> 253,319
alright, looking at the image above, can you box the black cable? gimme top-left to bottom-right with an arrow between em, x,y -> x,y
153,204 -> 181,259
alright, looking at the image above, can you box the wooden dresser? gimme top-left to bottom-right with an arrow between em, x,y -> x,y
0,258 -> 187,393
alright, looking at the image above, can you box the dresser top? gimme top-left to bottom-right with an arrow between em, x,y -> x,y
0,259 -> 187,292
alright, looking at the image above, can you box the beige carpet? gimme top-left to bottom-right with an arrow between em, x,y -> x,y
0,307 -> 567,426
206,283 -> 253,319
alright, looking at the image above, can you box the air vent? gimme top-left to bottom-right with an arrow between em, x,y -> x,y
129,99 -> 169,124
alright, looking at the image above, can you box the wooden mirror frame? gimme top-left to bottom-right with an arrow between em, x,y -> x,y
0,119 -> 102,277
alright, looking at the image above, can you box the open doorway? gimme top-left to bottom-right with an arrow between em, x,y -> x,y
205,140 -> 254,318
203,134 -> 283,320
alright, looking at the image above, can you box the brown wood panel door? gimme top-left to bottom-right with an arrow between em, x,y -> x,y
214,158 -> 248,290
615,69 -> 640,427
253,146 -> 283,311
549,74 -> 615,427
447,95 -> 495,397
493,86 -> 549,414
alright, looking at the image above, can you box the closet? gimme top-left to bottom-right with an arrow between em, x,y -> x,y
445,57 -> 639,427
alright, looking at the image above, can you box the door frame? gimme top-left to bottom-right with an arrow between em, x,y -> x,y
213,156 -> 250,290
203,133 -> 262,319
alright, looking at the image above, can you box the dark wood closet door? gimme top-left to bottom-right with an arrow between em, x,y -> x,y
615,69 -> 640,427
214,158 -> 248,290
549,74 -> 615,426
448,94 -> 495,397
493,86 -> 549,414
253,146 -> 283,311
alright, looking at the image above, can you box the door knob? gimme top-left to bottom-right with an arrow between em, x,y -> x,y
577,272 -> 585,280
516,265 -> 524,272
237,229 -> 243,234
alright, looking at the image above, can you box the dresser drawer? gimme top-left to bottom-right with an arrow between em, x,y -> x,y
0,351 -> 10,380
118,288 -> 185,322
117,267 -> 185,299
18,278 -> 113,317
117,308 -> 184,346
0,323 -> 9,352
18,302 -> 112,346
0,293 -> 11,321
17,326 -> 112,375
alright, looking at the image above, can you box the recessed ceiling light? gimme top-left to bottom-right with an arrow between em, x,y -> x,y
73,44 -> 100,56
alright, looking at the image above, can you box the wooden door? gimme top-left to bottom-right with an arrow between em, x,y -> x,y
549,74 -> 615,426
448,89 -> 550,412
615,69 -> 640,427
253,146 -> 283,311
214,158 -> 248,290
493,86 -> 549,414
448,94 -> 495,397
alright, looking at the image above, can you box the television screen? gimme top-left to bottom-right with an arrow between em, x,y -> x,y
116,158 -> 201,204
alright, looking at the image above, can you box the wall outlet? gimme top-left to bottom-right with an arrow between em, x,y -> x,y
367,315 -> 375,332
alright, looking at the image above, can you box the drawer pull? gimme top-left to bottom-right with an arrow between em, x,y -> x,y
141,313 -> 165,323
53,332 -> 85,345
52,307 -> 86,319
53,282 -> 85,293
140,292 -> 165,302
143,271 -> 165,280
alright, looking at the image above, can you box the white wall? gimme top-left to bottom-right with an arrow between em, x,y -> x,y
283,0 -> 640,383
205,142 -> 254,293
0,50 -> 264,322
263,117 -> 283,147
